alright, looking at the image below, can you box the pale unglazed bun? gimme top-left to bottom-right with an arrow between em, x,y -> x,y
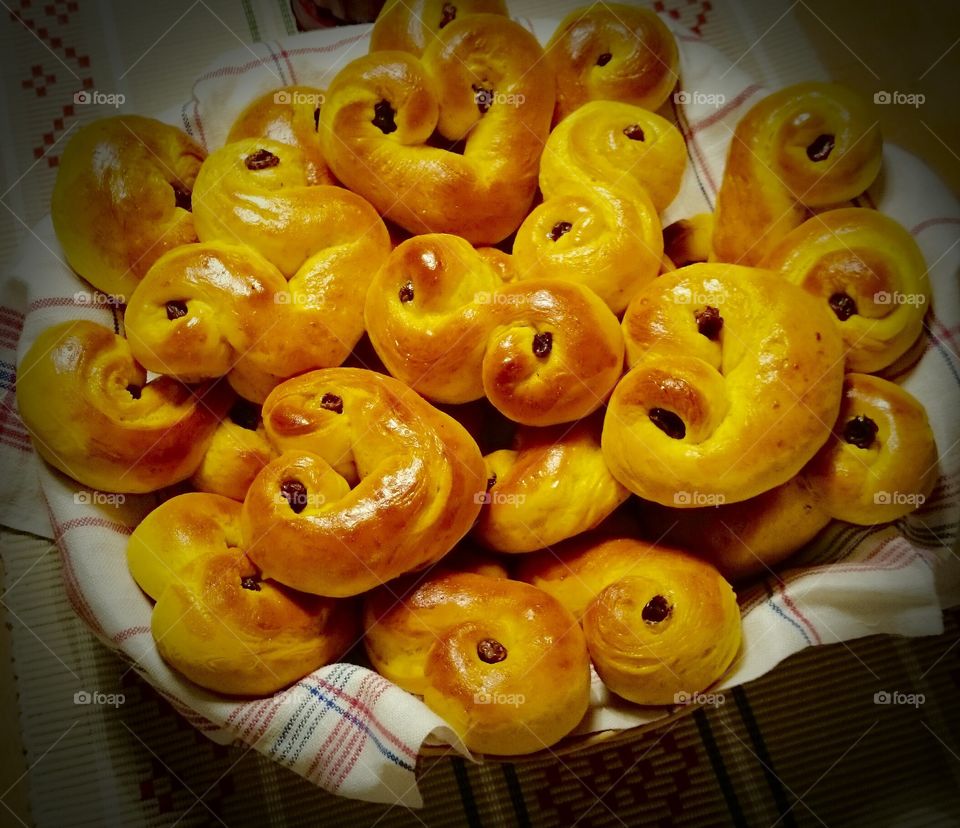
364,571 -> 590,754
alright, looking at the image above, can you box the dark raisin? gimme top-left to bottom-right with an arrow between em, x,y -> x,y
245,148 -> 280,170
532,331 -> 553,357
171,182 -> 192,211
486,472 -> 497,492
695,306 -> 723,340
439,2 -> 456,27
807,134 -> 835,162
649,408 -> 685,439
623,124 -> 645,141
165,300 -> 188,320
372,100 -> 397,134
642,595 -> 672,623
549,221 -> 573,241
828,292 -> 857,321
398,281 -> 414,303
126,384 -> 142,400
240,576 -> 261,592
313,105 -> 320,132
279,479 -> 309,514
843,415 -> 879,449
228,398 -> 261,431
477,638 -> 507,663
472,84 -> 494,114
596,52 -> 612,66
320,393 -> 343,414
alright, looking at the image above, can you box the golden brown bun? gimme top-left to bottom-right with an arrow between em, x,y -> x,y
761,208 -> 930,373
606,263 -> 845,505
17,321 -> 226,493
319,15 -> 554,244
190,401 -> 276,502
125,231 -> 388,401
517,536 -> 740,705
227,86 -> 335,185
712,83 -> 882,265
364,571 -> 590,754
636,476 -> 831,581
804,373 -> 937,524
365,234 -> 624,425
538,100 -> 686,213
369,0 -> 507,55
52,116 -> 204,299
473,415 -> 629,553
191,137 -> 390,278
546,4 -> 679,122
241,368 -> 486,597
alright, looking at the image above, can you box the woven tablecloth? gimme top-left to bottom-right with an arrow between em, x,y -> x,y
2,1 -> 960,825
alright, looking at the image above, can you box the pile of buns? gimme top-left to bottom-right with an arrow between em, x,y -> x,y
18,2 -> 938,756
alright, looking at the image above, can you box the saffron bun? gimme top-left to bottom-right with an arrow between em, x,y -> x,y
761,208 -> 930,373
546,4 -> 679,122
51,116 -> 205,299
516,536 -> 741,706
473,415 -> 629,553
319,14 -> 554,244
711,83 -> 882,266
240,368 -> 486,597
364,233 -> 624,426
16,320 -> 226,493
605,263 -> 845,506
226,85 -> 335,185
804,373 -> 937,525
363,571 -> 590,754
129,493 -> 358,696
369,0 -> 508,55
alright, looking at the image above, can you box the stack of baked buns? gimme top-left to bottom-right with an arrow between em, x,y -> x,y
18,2 -> 938,756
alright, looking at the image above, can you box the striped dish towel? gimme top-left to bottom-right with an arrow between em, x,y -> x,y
9,17 -> 960,804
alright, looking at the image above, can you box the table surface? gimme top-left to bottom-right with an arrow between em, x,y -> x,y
1,1 -> 958,826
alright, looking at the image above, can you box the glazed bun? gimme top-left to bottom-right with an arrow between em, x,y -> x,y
761,208 -> 930,372
241,368 -> 486,596
129,493 -> 358,696
320,15 -> 554,243
364,571 -> 590,754
227,85 -> 335,185
369,0 -> 507,55
605,263 -> 845,505
804,373 -> 937,525
474,415 -> 629,553
52,116 -> 204,299
364,234 -> 624,425
17,321 -> 225,493
517,536 -> 741,705
546,4 -> 679,122
712,83 -> 882,265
